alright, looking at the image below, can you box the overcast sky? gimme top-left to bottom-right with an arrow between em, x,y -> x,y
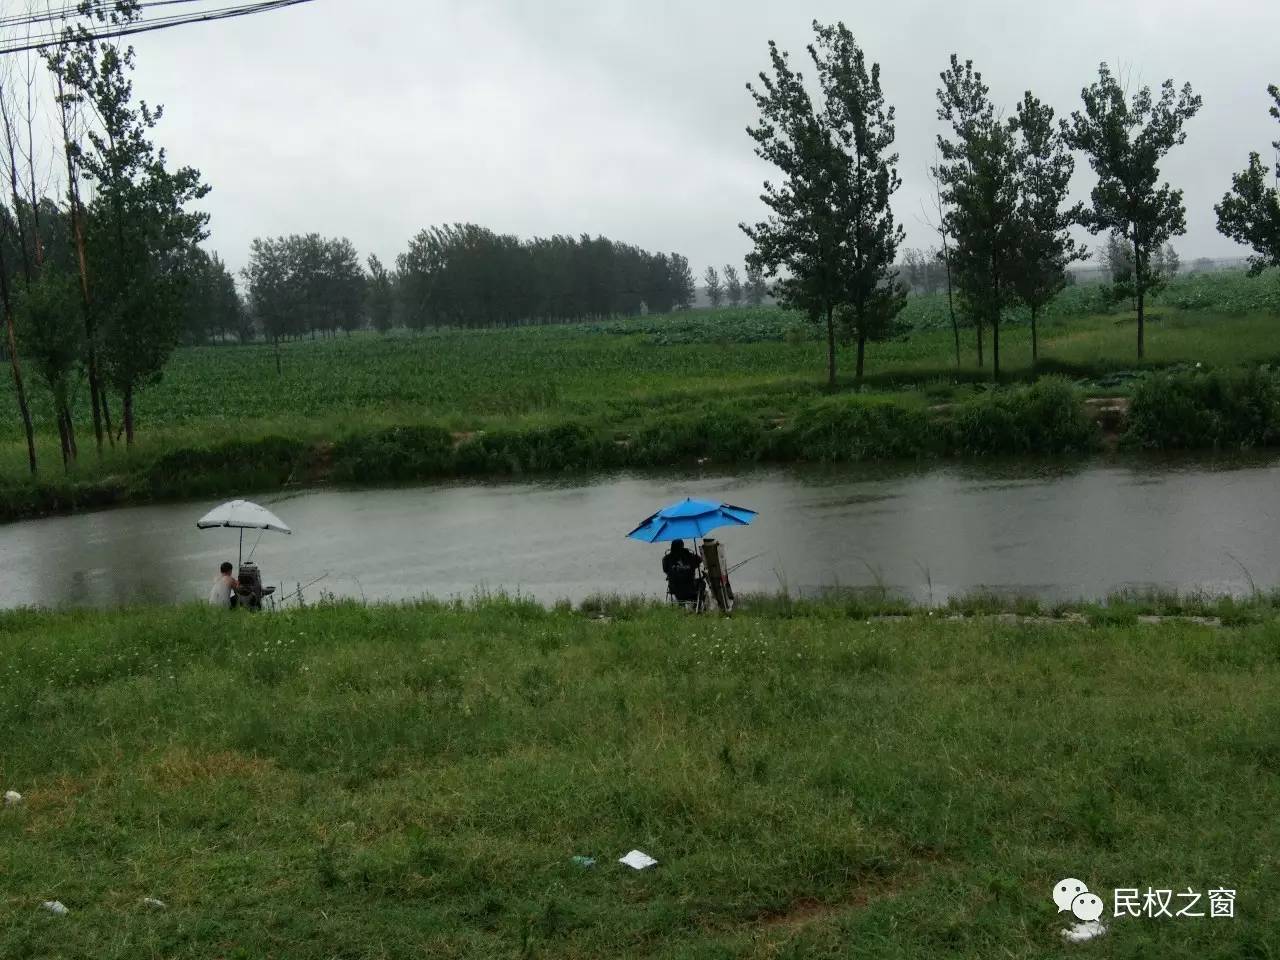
117,0 -> 1280,275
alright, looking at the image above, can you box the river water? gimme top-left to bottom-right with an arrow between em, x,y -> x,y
1,457 -> 1278,610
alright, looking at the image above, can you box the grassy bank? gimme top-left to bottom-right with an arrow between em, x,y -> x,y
0,599 -> 1276,958
4,303 -> 1280,522
0,378 -> 1103,522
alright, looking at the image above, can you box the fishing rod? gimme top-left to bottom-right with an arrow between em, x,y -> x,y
273,572 -> 329,608
727,552 -> 767,575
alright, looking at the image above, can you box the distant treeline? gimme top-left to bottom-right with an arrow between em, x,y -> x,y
396,225 -> 697,327
228,225 -> 698,343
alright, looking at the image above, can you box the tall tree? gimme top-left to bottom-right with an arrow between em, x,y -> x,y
366,253 -> 395,333
1065,64 -> 1201,359
934,55 -> 1021,380
723,264 -> 742,306
69,32 -> 210,445
45,0 -> 133,454
1215,84 -> 1280,274
743,21 -> 904,389
0,234 -> 36,474
14,265 -> 81,469
0,62 -> 39,473
703,265 -> 723,307
1010,91 -> 1084,365
670,253 -> 696,309
814,22 -> 906,386
744,262 -> 766,304
925,158 -> 962,368
743,30 -> 842,387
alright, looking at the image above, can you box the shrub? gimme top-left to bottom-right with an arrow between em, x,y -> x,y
142,436 -> 311,498
628,410 -> 767,465
331,425 -> 456,483
784,398 -> 935,462
1125,368 -> 1280,449
0,477 -> 126,523
951,378 -> 1098,455
455,422 -> 615,475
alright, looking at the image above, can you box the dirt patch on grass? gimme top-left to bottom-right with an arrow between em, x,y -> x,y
150,748 -> 275,788
749,861 -> 931,936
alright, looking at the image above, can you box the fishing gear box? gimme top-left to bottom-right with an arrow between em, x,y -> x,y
236,562 -> 276,611
701,538 -> 735,613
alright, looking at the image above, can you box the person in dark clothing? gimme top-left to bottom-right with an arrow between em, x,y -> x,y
662,539 -> 703,604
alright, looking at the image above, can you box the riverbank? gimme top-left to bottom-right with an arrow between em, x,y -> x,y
1,598 -> 1275,958
0,363 -> 1270,526
4,306 -> 1280,525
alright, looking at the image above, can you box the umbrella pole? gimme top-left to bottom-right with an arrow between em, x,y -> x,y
239,528 -> 243,567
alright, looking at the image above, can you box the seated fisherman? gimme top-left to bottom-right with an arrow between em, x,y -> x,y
662,539 -> 703,603
207,561 -> 239,609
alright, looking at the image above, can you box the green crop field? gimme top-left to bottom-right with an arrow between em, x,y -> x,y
0,598 -> 1276,958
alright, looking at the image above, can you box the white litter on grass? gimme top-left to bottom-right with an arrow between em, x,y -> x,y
4,790 -> 22,805
41,901 -> 69,916
1060,920 -> 1107,943
618,849 -> 658,870
142,897 -> 167,910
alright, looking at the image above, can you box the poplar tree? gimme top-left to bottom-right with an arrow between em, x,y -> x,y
743,21 -> 904,389
704,265 -> 723,307
1215,84 -> 1280,274
744,263 -> 767,304
1065,64 -> 1201,358
723,264 -> 742,306
1010,91 -> 1084,364
934,56 -> 1021,380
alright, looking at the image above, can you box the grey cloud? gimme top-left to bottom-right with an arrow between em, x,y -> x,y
124,0 -> 1280,276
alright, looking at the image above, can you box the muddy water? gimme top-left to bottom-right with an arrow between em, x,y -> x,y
1,457 -> 1277,609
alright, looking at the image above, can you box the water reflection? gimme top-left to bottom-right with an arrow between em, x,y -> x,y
1,454 -> 1279,610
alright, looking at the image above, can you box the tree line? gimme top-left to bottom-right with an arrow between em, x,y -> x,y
741,20 -> 1280,387
234,226 -> 699,342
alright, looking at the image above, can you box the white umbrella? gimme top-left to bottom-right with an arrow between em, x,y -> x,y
196,499 -> 291,564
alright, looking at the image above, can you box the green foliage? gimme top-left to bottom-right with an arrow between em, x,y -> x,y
1156,268 -> 1280,315
934,55 -> 1022,378
331,425 -> 455,483
365,254 -> 395,334
951,378 -> 1099,455
1125,368 -> 1280,449
394,225 -> 693,327
141,436 -> 310,498
785,397 -> 935,461
744,21 -> 905,386
703,265 -> 723,308
1215,84 -> 1280,275
244,234 -> 366,341
13,266 -> 82,411
1065,63 -> 1202,357
588,306 -> 810,344
455,423 -> 615,475
629,409 -> 769,464
1010,90 -> 1084,361
182,250 -> 246,345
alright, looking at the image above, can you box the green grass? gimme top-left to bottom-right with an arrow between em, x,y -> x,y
0,599 -> 1276,958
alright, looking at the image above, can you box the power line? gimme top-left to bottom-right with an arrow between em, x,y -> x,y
0,0 -> 315,55
0,2 -> 210,31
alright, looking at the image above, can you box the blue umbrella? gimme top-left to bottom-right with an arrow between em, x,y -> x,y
626,498 -> 758,543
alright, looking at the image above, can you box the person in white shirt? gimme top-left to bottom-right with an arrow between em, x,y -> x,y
207,561 -> 239,608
